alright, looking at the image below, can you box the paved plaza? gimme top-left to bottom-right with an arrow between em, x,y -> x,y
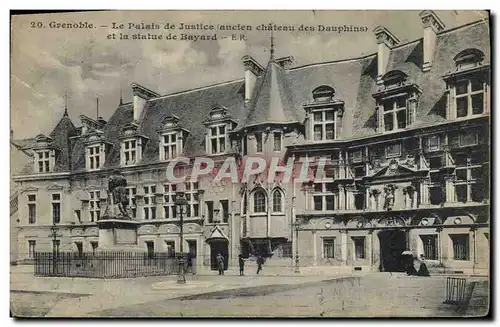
10,265 -> 489,318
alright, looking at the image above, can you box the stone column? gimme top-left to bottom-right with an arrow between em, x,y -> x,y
419,179 -> 429,206
340,229 -> 348,267
338,185 -> 345,210
444,175 -> 455,203
312,230 -> 317,266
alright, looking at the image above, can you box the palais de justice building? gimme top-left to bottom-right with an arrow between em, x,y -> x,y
12,11 -> 490,275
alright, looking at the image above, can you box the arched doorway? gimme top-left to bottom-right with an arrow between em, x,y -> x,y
208,240 -> 228,271
378,229 -> 407,272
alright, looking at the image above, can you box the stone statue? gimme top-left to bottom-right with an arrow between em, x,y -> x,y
383,184 -> 397,211
103,170 -> 131,219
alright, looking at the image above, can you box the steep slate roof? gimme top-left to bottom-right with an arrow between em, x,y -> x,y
239,60 -> 303,129
16,19 -> 490,174
50,111 -> 78,172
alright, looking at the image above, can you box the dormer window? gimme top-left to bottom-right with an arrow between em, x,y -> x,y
210,125 -> 226,154
373,70 -> 421,133
36,150 -> 51,173
204,105 -> 236,155
158,115 -> 189,161
84,132 -> 111,171
382,96 -> 407,131
123,139 -> 137,165
33,134 -> 57,173
443,48 -> 489,120
453,48 -> 485,70
119,122 -> 148,166
303,85 -> 344,142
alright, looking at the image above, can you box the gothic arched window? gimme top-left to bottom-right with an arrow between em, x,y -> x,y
253,190 -> 266,213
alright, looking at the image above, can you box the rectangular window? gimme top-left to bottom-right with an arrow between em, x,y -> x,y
353,237 -> 366,259
383,97 -> 407,131
354,193 -> 365,210
454,155 -> 484,203
459,131 -> 478,147
451,234 -> 470,261
28,240 -> 36,259
221,199 -> 229,223
163,184 -> 176,219
428,136 -> 440,152
127,187 -> 137,217
455,78 -> 485,118
273,132 -> 282,151
27,194 -> 36,224
350,150 -> 363,163
75,242 -> 83,256
165,241 -> 175,257
184,182 -> 199,218
385,143 -> 401,158
312,182 -> 335,211
89,191 -> 101,222
52,194 -> 61,224
91,241 -> 98,254
37,150 -> 51,173
122,139 -> 137,166
143,185 -> 157,220
323,238 -> 335,259
209,124 -> 226,154
255,132 -> 263,153
312,109 -> 336,141
88,145 -> 102,170
161,132 -> 178,160
146,241 -> 154,258
420,235 -> 438,260
281,242 -> 293,258
206,200 -> 214,223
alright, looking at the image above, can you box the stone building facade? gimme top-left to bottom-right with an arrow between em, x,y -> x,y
12,11 -> 490,275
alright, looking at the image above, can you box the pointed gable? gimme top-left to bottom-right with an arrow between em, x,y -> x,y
241,61 -> 302,128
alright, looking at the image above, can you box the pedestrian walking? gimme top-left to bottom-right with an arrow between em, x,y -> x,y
216,253 -> 224,275
256,254 -> 264,275
238,254 -> 245,276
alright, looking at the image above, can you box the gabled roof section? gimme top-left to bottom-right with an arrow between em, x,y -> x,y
240,60 -> 301,129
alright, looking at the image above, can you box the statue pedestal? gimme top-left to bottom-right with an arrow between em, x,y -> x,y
96,219 -> 141,251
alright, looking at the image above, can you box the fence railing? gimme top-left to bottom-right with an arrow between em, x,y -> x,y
34,252 -> 190,278
444,277 -> 467,305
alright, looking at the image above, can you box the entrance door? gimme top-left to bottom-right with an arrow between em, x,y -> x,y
378,229 -> 407,272
209,240 -> 228,271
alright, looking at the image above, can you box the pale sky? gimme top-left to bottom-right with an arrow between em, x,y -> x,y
10,10 -> 488,139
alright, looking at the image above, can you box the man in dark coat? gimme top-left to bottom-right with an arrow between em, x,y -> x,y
417,254 -> 430,277
238,254 -> 245,276
216,253 -> 224,275
256,254 -> 264,275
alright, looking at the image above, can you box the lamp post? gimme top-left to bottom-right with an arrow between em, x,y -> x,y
175,191 -> 189,284
293,219 -> 301,273
49,222 -> 61,274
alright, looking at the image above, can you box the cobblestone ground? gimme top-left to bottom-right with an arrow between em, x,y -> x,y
10,265 -> 489,318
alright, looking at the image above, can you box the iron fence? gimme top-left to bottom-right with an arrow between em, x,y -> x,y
444,277 -> 467,305
34,251 -> 185,278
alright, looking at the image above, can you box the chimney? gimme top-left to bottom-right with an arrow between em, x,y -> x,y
130,83 -> 160,122
419,10 -> 445,72
242,55 -> 264,104
373,26 -> 400,83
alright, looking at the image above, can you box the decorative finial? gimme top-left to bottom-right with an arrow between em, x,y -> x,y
270,30 -> 275,61
63,90 -> 68,117
119,86 -> 123,105
96,97 -> 99,119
